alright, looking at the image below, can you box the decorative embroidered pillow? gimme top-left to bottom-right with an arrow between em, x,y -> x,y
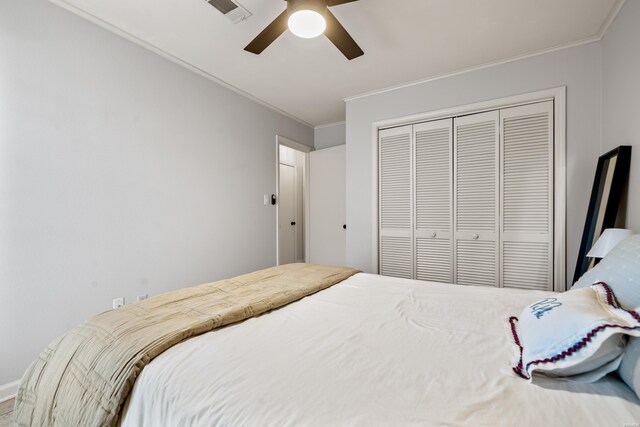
509,282 -> 640,381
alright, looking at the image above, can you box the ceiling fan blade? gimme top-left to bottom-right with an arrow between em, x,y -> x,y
324,9 -> 364,60
244,10 -> 288,55
327,0 -> 359,6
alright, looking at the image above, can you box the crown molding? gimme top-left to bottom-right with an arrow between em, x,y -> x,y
49,0 -> 626,126
344,37 -> 600,103
345,0 -> 626,103
48,0 -> 315,129
314,121 -> 346,130
598,0 -> 626,39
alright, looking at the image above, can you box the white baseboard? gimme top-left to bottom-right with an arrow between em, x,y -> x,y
0,380 -> 20,403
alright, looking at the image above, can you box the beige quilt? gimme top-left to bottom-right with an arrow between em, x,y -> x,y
14,263 -> 358,427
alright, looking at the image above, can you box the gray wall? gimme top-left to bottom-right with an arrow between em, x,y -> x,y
602,0 -> 640,233
0,0 -> 312,384
345,42 -> 603,282
314,123 -> 346,150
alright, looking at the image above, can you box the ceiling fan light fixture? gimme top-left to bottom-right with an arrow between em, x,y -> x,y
244,0 -> 363,60
288,9 -> 326,39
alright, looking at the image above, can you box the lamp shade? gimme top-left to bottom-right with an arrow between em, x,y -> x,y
587,228 -> 634,258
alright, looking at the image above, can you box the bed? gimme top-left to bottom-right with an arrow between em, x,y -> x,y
118,272 -> 640,426
15,262 -> 640,426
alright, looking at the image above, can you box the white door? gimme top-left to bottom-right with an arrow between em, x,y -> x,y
310,145 -> 346,266
378,125 -> 413,279
453,111 -> 500,287
278,163 -> 296,265
500,101 -> 554,290
414,119 -> 453,283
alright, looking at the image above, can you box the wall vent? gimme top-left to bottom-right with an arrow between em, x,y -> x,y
207,0 -> 252,23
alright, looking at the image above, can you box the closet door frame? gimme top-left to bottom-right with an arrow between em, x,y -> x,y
371,87 -> 567,291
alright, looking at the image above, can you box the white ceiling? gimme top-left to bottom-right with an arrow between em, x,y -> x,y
52,0 -> 622,127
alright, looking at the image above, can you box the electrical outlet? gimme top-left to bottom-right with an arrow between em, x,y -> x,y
137,294 -> 149,302
112,297 -> 124,309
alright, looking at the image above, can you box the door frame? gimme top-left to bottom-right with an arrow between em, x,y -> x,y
370,87 -> 567,291
276,135 -> 313,265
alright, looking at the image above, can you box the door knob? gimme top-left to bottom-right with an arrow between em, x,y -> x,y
472,233 -> 479,240
291,221 -> 296,226
343,224 -> 347,230
430,232 -> 436,238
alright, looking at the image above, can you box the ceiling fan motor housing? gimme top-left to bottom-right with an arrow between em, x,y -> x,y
286,0 -> 326,17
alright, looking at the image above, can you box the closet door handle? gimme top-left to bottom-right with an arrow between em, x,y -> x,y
291,221 -> 296,226
430,232 -> 436,238
343,224 -> 347,230
472,233 -> 479,240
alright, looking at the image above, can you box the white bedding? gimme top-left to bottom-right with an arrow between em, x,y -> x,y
120,273 -> 640,426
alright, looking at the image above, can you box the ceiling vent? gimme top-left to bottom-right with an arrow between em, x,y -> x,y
207,0 -> 252,23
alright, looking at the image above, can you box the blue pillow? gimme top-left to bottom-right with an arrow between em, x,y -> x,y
572,234 -> 640,396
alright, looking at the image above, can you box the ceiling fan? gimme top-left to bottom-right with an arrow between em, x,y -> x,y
244,0 -> 364,60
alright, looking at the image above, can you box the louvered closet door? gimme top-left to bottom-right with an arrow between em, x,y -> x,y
379,125 -> 413,279
414,119 -> 453,283
500,101 -> 554,291
454,111 -> 499,287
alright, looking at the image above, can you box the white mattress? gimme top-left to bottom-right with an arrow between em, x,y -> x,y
120,273 -> 640,426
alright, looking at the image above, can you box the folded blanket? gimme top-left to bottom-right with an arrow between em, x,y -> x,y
15,263 -> 359,427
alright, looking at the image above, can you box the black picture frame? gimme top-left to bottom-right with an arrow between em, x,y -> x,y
573,145 -> 632,284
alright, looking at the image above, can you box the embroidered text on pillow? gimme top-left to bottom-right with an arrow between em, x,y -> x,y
530,298 -> 562,319
511,282 -> 640,380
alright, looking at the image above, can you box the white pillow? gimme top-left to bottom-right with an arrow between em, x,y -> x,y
572,234 -> 640,308
509,282 -> 640,381
571,235 -> 640,394
618,337 -> 640,392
